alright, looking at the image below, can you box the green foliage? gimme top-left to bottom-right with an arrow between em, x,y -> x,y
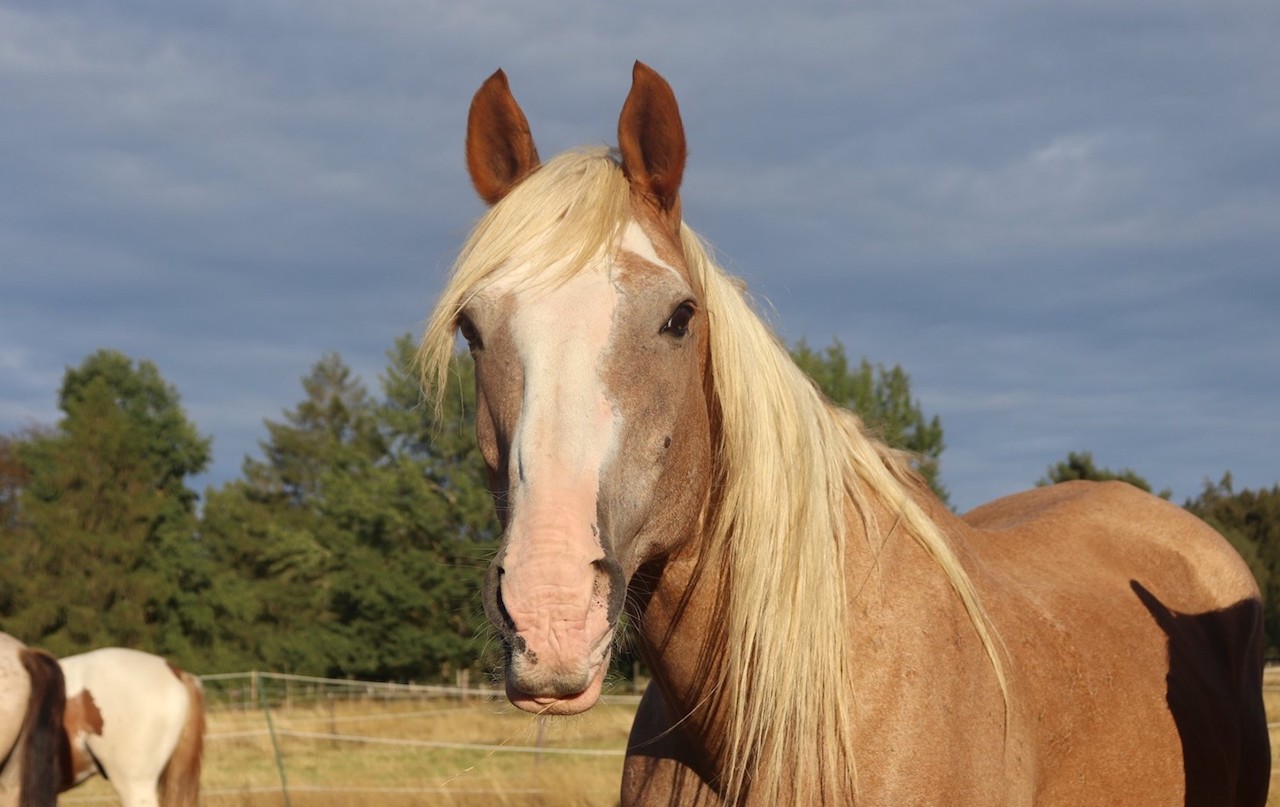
1037,450 -> 1172,499
791,338 -> 949,503
198,337 -> 496,679
1185,474 -> 1280,656
60,350 -> 211,508
0,433 -> 30,533
0,350 -> 212,664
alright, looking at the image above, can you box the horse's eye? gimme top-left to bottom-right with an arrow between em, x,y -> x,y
661,302 -> 696,339
457,314 -> 482,350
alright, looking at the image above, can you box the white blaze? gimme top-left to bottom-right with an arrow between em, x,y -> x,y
493,257 -> 622,689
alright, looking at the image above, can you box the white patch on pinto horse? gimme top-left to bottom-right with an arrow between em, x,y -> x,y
59,648 -> 200,807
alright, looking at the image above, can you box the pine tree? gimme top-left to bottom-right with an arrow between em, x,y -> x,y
791,338 -> 949,502
199,341 -> 496,679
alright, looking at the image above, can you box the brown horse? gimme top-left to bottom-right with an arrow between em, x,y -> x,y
58,648 -> 205,807
420,62 -> 1270,805
0,632 -> 65,807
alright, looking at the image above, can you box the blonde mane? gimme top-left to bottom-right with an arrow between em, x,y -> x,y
420,148 -> 1006,804
420,148 -> 630,400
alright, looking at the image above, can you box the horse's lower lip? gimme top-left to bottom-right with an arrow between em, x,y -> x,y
506,661 -> 608,715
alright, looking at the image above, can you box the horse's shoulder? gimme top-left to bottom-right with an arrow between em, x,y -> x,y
622,683 -> 722,806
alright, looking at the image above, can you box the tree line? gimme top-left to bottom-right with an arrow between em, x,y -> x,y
1,337 -> 1277,679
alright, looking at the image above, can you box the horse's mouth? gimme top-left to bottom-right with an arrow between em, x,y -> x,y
503,642 -> 612,715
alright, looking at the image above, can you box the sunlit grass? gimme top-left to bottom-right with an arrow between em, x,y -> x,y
59,674 -> 1280,806
61,690 -> 638,806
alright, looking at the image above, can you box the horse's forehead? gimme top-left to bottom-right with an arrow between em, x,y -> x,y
508,267 -> 617,363
619,219 -> 686,284
475,219 -> 690,323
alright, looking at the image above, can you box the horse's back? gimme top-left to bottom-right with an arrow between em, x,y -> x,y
60,648 -> 191,786
963,481 -> 1269,806
966,480 -> 1258,607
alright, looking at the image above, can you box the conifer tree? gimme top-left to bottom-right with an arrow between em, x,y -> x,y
791,338 -> 949,502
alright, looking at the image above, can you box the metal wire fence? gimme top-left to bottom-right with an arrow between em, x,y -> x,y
63,671 -> 643,805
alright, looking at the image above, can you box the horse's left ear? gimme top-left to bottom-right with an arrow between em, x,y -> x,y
466,69 -> 541,206
618,61 -> 686,213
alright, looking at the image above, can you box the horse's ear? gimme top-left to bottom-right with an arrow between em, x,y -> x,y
618,61 -> 686,213
466,69 -> 541,206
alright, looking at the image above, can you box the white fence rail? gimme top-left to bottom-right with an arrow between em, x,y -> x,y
199,669 -> 643,710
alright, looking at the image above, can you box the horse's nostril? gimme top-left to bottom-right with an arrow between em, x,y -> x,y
592,556 -> 627,624
483,560 -> 517,639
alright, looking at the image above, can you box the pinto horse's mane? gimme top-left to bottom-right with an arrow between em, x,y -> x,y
420,148 -> 1006,802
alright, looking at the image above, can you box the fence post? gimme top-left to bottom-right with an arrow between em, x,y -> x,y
260,678 -> 293,807
328,693 -> 337,749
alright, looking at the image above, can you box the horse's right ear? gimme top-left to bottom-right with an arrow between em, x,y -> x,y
466,69 -> 541,206
618,61 -> 686,214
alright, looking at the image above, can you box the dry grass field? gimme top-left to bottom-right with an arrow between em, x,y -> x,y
1263,670 -> 1280,807
61,686 -> 638,807
56,671 -> 1280,806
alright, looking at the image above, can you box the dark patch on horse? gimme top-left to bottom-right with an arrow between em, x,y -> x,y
18,647 -> 68,803
663,435 -> 672,449
1130,581 -> 1270,807
63,689 -> 108,788
69,689 -> 105,736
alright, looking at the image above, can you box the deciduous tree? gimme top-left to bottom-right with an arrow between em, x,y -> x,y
0,350 -> 212,662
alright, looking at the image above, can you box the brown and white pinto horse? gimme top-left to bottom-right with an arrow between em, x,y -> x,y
0,632 -> 64,807
421,63 -> 1270,805
58,648 -> 204,807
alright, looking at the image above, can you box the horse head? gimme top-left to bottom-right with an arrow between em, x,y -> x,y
444,63 -> 713,714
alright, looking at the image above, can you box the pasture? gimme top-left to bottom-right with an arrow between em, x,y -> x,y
49,668 -> 1280,805
61,672 -> 636,806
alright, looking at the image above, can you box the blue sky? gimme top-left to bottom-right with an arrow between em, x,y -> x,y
2,0 -> 1276,511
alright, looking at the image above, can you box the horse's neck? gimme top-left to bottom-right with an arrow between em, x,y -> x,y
626,488 -> 908,769
629,481 -> 1004,784
628,538 -> 731,771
